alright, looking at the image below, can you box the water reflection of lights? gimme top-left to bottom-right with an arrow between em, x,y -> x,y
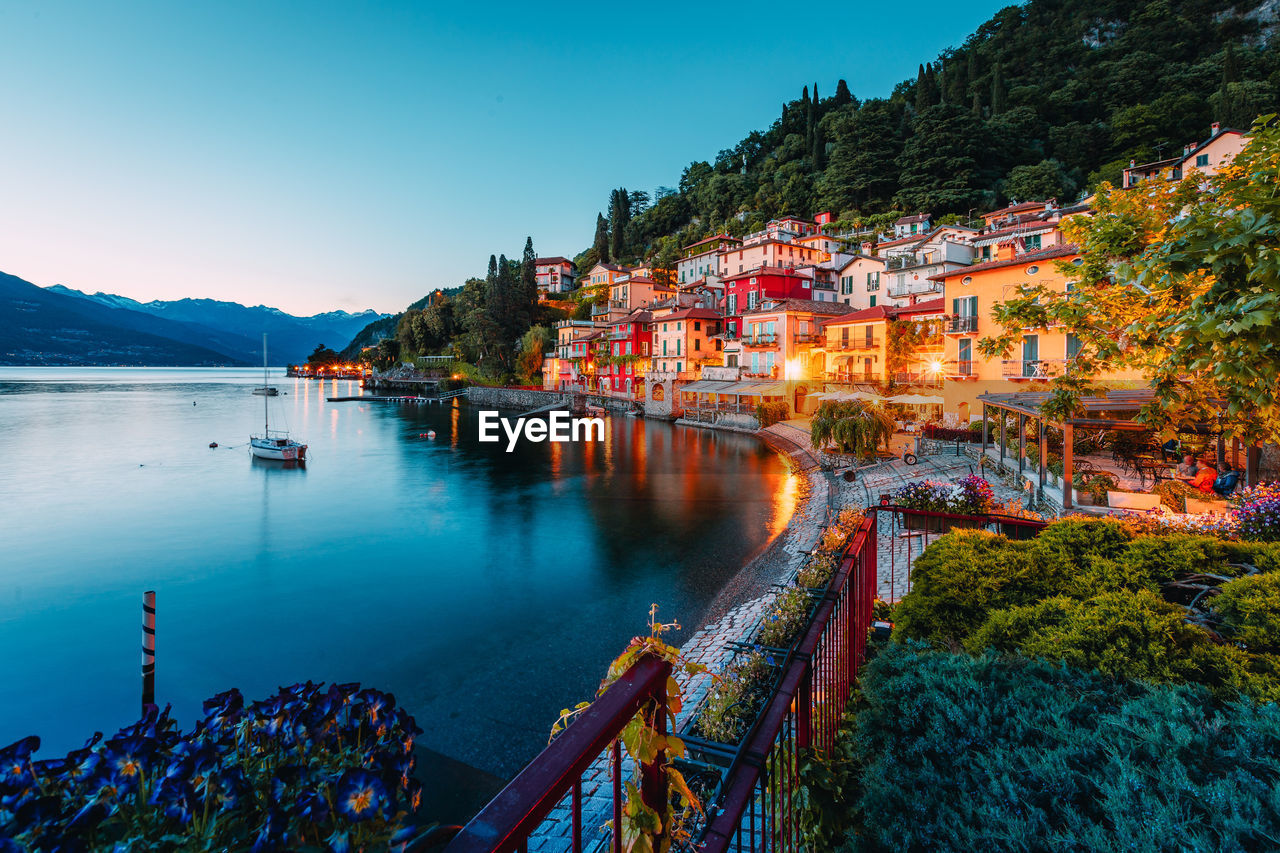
768,470 -> 800,542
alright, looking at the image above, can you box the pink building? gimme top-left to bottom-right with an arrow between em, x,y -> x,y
1123,123 -> 1249,188
534,257 -> 577,294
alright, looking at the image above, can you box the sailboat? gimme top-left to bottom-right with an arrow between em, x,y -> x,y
250,333 -> 307,462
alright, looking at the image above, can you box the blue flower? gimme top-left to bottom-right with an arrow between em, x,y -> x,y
334,769 -> 391,822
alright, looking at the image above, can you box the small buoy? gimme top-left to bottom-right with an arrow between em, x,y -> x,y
209,442 -> 218,448
427,430 -> 436,439
193,401 -> 197,406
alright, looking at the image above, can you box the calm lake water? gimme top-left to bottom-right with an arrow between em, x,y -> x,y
0,368 -> 791,786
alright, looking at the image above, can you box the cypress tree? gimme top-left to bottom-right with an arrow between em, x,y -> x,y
594,213 -> 610,263
806,86 -> 816,153
968,51 -> 982,114
521,236 -> 538,308
610,188 -> 630,261
990,61 -> 1007,116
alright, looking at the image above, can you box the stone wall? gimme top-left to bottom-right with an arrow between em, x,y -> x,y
464,387 -> 571,411
464,386 -> 637,414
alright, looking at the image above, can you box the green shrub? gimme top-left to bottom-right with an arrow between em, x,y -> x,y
840,645 -> 1280,853
892,530 -> 1062,648
1028,518 -> 1131,573
755,400 -> 790,428
1216,573 -> 1280,654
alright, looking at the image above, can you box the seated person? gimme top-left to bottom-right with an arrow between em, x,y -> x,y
1178,459 -> 1218,494
1162,439 -> 1182,461
1213,469 -> 1242,497
1175,453 -> 1198,478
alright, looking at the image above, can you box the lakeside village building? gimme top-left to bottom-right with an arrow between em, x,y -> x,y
540,123 -> 1245,426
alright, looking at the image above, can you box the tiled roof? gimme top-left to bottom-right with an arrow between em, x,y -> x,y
741,299 -> 855,317
928,244 -> 1081,281
895,213 -> 931,224
535,256 -> 574,266
654,307 -> 722,321
682,234 -> 739,251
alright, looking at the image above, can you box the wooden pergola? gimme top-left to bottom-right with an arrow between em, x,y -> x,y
978,389 -> 1261,509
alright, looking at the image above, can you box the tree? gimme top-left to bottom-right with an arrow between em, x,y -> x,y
1003,159 -> 1076,202
609,188 -> 630,261
516,325 -> 554,382
980,121 -> 1280,446
304,344 -> 343,369
893,103 -> 990,213
817,99 -> 902,213
593,213 -> 610,263
990,60 -> 1006,116
832,78 -> 853,108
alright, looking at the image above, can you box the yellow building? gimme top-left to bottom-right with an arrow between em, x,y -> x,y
934,244 -> 1144,426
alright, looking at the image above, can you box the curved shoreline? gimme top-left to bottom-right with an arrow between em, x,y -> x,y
689,425 -> 834,632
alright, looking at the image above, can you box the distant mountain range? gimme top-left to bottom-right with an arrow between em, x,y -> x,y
0,270 -> 386,365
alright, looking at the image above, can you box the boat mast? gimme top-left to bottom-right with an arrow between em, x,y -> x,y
262,333 -> 269,433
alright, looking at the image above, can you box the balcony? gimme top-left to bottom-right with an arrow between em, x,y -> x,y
742,333 -> 779,347
1002,358 -> 1067,379
887,282 -> 943,299
944,316 -> 979,334
591,304 -> 610,317
830,337 -> 881,351
793,331 -> 822,344
608,330 -> 629,340
610,299 -> 628,310
949,360 -> 976,379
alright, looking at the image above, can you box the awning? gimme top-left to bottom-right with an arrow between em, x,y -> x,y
722,381 -> 785,397
680,380 -> 739,394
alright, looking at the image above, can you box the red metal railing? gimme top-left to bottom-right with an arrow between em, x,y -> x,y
699,513 -> 876,853
443,507 -> 1045,853
445,656 -> 671,853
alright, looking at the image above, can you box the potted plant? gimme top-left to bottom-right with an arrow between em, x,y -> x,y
892,480 -> 953,531
1047,453 -> 1063,487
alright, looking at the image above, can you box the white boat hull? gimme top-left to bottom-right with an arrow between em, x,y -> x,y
250,437 -> 307,461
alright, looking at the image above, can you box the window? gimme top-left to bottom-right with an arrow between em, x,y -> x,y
695,339 -> 701,351
751,352 -> 760,373
765,352 -> 775,374
662,340 -> 668,356
1026,265 -> 1039,274
1066,333 -> 1082,359
1195,153 -> 1209,167
869,295 -> 877,307
676,362 -> 682,373
663,323 -> 668,331
1022,335 -> 1039,377
728,294 -> 737,315
676,339 -> 681,356
748,291 -> 759,309
693,321 -> 701,331
953,295 -> 978,317
1025,235 -> 1042,250
962,276 -> 973,285
958,339 -> 972,374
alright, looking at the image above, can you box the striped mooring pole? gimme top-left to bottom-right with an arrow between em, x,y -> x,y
142,591 -> 156,712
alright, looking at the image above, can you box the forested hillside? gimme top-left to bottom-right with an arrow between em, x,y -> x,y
579,0 -> 1278,270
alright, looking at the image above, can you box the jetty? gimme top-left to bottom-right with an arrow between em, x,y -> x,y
327,390 -> 467,404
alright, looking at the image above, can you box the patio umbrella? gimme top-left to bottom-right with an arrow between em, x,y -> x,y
850,390 -> 886,402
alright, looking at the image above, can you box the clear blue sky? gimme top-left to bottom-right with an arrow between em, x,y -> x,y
0,0 -> 1009,316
